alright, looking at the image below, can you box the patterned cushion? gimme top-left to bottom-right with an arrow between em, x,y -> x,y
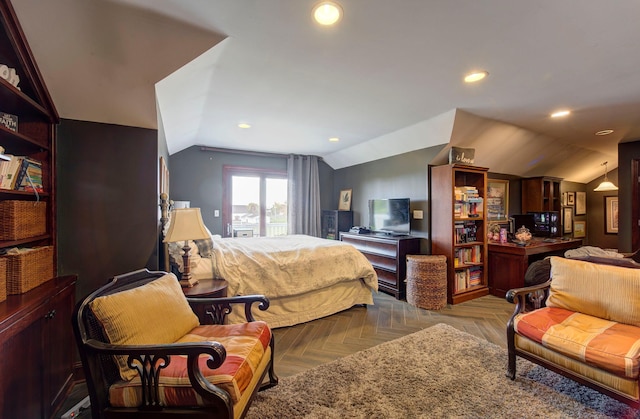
547,256 -> 640,327
109,321 -> 271,407
515,307 -> 640,379
89,273 -> 199,381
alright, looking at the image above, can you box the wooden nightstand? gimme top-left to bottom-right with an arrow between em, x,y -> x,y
182,278 -> 228,298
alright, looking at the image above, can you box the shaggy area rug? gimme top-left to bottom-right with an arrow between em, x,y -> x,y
247,323 -> 639,418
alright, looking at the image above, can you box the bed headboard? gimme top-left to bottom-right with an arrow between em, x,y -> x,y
159,192 -> 171,272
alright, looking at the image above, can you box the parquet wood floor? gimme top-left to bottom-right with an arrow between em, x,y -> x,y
272,291 -> 514,377
57,291 -> 515,417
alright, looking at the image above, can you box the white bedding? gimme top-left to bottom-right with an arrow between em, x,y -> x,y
169,234 -> 378,328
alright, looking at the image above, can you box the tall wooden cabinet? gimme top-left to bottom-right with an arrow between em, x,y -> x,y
521,176 -> 562,213
430,164 -> 489,304
0,1 -> 71,418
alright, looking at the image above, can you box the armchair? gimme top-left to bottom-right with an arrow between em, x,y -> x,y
73,269 -> 278,419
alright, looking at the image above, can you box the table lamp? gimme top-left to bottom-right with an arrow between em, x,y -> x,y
163,208 -> 210,287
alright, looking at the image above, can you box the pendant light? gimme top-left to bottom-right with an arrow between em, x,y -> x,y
593,161 -> 618,192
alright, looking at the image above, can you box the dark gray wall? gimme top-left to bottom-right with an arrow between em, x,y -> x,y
57,119 -> 158,301
618,140 -> 640,252
169,147 -> 335,235
585,170 -> 619,250
333,146 -> 446,253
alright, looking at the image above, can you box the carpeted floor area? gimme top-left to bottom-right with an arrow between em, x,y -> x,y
246,323 -> 639,418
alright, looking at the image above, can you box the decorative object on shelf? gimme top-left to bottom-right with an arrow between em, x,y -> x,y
338,188 -> 352,211
604,196 -> 619,234
573,220 -> 586,238
487,179 -> 509,221
448,147 -> 475,165
562,206 -> 573,234
593,161 -> 618,192
0,111 -> 17,131
513,225 -> 532,246
0,64 -> 20,89
575,191 -> 586,215
487,222 -> 501,242
163,208 -> 210,287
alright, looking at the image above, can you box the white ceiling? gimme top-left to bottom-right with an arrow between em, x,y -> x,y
10,0 -> 640,182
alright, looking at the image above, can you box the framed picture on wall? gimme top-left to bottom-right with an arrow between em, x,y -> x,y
574,220 -> 586,238
562,206 -> 573,234
575,191 -> 586,215
487,179 -> 509,222
338,189 -> 352,211
605,196 -> 619,234
567,192 -> 575,206
160,156 -> 169,197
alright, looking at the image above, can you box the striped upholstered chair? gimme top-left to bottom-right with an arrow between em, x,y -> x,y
73,269 -> 278,419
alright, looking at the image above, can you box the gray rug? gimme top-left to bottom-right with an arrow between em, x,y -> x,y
247,323 -> 639,418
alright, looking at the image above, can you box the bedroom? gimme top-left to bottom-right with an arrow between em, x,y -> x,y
2,0 -> 640,417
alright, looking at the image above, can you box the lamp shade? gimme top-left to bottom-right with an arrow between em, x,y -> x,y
594,181 -> 618,192
163,208 -> 210,243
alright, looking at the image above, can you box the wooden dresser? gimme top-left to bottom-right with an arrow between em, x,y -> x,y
340,232 -> 421,300
0,276 -> 76,418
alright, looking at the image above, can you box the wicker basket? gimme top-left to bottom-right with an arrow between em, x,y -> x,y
406,255 -> 447,310
3,246 -> 54,295
0,258 -> 6,303
0,200 -> 47,240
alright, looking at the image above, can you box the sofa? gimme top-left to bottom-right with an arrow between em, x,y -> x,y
506,256 -> 640,408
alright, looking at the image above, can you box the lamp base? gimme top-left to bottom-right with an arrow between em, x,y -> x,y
180,277 -> 199,288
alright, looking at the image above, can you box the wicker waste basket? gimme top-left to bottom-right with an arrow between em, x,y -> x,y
406,254 -> 447,310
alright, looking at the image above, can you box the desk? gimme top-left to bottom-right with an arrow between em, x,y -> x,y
488,239 -> 582,297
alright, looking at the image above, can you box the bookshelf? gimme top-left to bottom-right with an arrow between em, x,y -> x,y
0,2 -> 73,419
430,164 -> 489,304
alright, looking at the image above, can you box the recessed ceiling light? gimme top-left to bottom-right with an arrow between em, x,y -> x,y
464,71 -> 488,83
238,123 -> 251,129
595,129 -> 614,136
550,110 -> 571,118
329,137 -> 340,142
313,1 -> 342,26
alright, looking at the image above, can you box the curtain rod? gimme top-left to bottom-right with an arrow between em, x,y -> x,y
199,146 -> 322,161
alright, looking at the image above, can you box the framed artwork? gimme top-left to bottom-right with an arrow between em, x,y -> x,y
575,191 -> 586,215
605,196 -> 619,234
487,179 -> 509,222
574,220 -> 586,238
160,156 -> 169,197
338,189 -> 352,211
562,192 -> 568,206
567,192 -> 575,206
562,206 -> 573,234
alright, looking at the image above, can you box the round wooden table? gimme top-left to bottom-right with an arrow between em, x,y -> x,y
182,278 -> 228,298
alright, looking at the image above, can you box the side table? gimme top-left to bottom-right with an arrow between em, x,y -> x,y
182,279 -> 229,323
182,278 -> 228,298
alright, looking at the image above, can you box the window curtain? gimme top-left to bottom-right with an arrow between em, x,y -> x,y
287,155 -> 321,236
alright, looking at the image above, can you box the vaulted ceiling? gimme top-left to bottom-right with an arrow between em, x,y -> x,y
10,0 -> 640,182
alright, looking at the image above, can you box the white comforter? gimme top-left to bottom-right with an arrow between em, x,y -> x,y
209,234 -> 378,298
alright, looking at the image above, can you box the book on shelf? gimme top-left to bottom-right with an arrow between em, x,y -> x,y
0,112 -> 18,132
0,155 -> 43,191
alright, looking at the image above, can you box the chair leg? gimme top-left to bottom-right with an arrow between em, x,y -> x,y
260,334 -> 279,390
506,324 -> 517,380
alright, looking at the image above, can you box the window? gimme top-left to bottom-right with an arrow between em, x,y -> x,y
223,166 -> 287,237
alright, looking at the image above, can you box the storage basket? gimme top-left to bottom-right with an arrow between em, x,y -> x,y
406,255 -> 447,310
3,246 -> 54,295
0,258 -> 6,303
0,200 -> 47,240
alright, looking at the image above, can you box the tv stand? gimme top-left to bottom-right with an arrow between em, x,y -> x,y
340,232 -> 421,300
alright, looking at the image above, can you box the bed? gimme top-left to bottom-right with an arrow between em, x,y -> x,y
160,196 -> 378,328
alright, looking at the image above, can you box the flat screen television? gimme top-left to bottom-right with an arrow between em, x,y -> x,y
368,198 -> 411,236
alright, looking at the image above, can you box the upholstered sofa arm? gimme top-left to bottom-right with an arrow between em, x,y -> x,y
81,338 -> 232,410
187,294 -> 270,325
